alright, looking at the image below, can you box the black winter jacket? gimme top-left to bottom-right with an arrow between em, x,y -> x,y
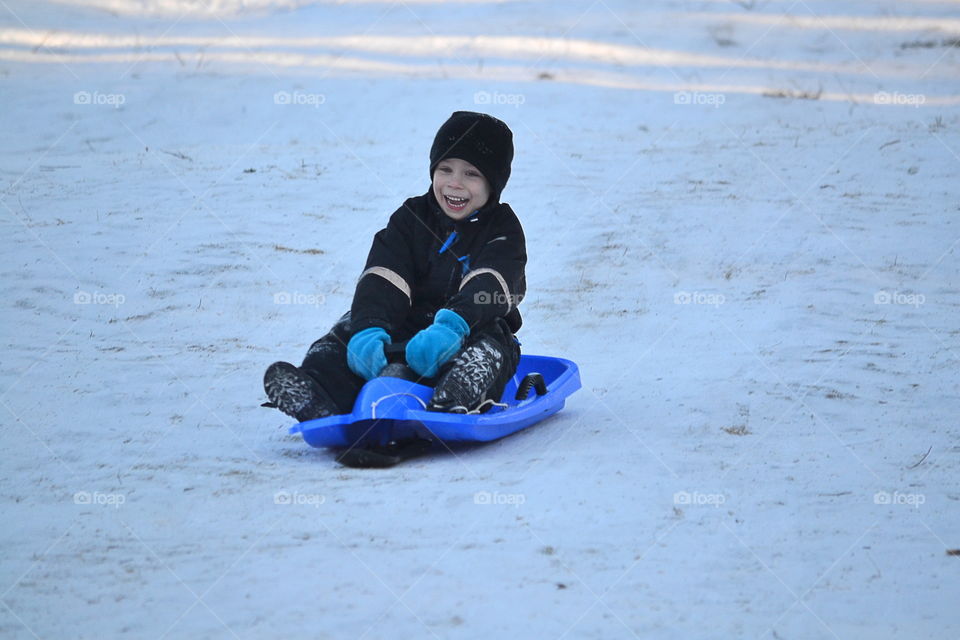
350,190 -> 526,341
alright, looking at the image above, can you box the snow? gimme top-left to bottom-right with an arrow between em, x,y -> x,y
1,0 -> 959,637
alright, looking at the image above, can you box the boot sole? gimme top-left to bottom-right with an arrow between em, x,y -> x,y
264,362 -> 333,421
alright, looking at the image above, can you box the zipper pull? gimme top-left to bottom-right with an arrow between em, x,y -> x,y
438,231 -> 458,254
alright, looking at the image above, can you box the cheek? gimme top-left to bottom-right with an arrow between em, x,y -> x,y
472,180 -> 490,200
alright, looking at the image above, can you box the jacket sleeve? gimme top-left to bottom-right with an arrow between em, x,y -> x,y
445,205 -> 527,331
349,200 -> 420,336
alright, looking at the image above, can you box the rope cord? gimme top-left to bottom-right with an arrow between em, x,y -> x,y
371,393 -> 428,419
449,398 -> 510,415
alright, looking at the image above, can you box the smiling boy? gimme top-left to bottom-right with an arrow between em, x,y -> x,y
265,111 -> 527,421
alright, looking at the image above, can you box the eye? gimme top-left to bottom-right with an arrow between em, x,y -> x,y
466,170 -> 481,178
437,166 -> 452,174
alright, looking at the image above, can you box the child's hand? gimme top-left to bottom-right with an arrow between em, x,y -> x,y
406,309 -> 470,378
347,328 -> 391,380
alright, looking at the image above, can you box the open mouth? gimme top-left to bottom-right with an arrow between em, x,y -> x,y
443,195 -> 469,212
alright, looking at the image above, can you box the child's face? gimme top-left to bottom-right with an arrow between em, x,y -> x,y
432,157 -> 491,221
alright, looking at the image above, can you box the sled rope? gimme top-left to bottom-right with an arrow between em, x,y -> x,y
450,398 -> 510,415
371,393 -> 428,419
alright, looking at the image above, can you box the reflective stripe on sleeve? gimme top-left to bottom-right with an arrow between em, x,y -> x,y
359,266 -> 412,302
459,268 -> 512,310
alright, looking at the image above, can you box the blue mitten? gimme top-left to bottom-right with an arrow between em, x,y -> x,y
406,309 -> 470,378
346,327 -> 391,380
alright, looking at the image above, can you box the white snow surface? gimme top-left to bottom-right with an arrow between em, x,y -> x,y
2,0 -> 959,638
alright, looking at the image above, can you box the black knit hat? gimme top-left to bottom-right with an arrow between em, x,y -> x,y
429,111 -> 514,200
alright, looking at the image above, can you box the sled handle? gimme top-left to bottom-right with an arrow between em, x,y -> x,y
515,373 -> 547,401
384,341 -> 407,356
384,341 -> 408,363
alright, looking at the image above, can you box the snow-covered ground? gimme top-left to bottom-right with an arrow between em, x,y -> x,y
2,0 -> 959,637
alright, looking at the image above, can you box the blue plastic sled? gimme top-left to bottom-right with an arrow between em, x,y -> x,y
289,355 -> 581,449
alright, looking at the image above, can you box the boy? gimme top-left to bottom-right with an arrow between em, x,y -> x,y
264,111 -> 526,421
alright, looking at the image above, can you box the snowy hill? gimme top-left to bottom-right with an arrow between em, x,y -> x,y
1,0 -> 958,638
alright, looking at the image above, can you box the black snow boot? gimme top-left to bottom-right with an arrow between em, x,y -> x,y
427,337 -> 505,413
263,361 -> 337,422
